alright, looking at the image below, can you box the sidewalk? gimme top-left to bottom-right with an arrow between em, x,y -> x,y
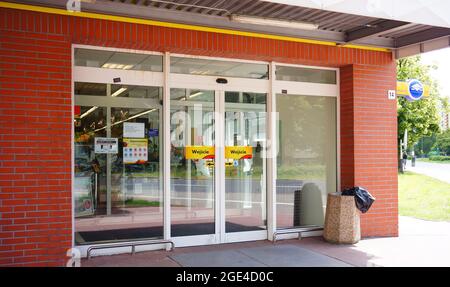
80,216 -> 450,267
406,160 -> 450,183
299,216 -> 450,267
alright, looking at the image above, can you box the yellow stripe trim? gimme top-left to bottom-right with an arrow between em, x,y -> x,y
0,1 -> 390,53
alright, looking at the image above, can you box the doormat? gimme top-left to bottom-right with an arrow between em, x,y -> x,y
76,222 -> 263,244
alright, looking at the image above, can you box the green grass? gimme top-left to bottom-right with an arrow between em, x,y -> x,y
417,158 -> 450,164
399,172 -> 450,221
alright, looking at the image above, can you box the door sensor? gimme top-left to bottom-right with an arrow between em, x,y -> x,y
216,78 -> 228,84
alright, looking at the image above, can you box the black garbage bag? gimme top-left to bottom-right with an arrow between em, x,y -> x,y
341,187 -> 375,213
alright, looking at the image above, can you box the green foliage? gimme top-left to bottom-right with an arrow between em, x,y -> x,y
428,150 -> 440,157
433,129 -> 450,155
414,135 -> 437,157
429,155 -> 450,161
397,56 -> 440,148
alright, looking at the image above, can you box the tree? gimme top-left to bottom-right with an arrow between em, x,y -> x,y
397,56 -> 441,149
434,129 -> 450,155
414,135 -> 437,157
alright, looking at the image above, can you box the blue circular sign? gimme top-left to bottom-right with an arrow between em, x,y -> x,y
407,79 -> 424,101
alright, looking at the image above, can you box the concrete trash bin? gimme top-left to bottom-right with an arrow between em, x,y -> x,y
323,193 -> 361,244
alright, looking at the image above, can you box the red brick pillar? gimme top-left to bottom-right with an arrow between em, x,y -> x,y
340,63 -> 399,238
0,12 -> 73,266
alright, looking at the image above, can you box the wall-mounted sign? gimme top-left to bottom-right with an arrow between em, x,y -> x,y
397,80 -> 429,101
407,79 -> 424,101
123,138 -> 148,164
74,176 -> 95,217
206,161 -> 234,167
225,146 -> 253,160
185,146 -> 215,160
94,137 -> 118,154
387,90 -> 396,100
123,122 -> 145,138
148,128 -> 159,137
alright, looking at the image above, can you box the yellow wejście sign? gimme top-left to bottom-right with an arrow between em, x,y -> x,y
185,146 -> 215,160
225,146 -> 253,160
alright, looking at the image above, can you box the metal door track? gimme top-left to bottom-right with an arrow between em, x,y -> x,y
87,239 -> 175,259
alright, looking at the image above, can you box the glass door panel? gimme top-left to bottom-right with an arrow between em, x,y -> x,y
224,91 -> 267,233
74,83 -> 163,244
74,105 -> 107,228
170,88 -> 216,236
275,94 -> 337,229
109,107 -> 163,238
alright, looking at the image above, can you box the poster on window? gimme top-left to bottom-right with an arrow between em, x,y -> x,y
94,137 -> 118,154
123,138 -> 148,164
74,175 -> 95,217
123,122 -> 145,138
225,146 -> 253,160
185,146 -> 215,160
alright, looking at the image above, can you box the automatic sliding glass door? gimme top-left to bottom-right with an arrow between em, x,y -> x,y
169,89 -> 216,237
224,91 -> 267,235
168,88 -> 268,243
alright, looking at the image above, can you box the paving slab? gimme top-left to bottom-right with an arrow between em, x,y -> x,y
239,245 -> 351,267
170,244 -> 351,267
170,250 -> 266,267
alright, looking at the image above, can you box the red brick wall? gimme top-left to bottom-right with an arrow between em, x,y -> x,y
0,29 -> 72,266
353,64 -> 398,236
339,64 -> 398,237
0,7 -> 398,266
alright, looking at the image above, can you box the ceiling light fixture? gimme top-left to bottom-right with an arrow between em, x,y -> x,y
111,87 -> 127,97
230,15 -> 319,30
189,92 -> 203,98
80,106 -> 98,119
180,92 -> 203,101
112,109 -> 157,126
102,63 -> 134,70
95,109 -> 157,132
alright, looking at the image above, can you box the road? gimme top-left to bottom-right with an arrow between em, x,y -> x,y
406,160 -> 450,184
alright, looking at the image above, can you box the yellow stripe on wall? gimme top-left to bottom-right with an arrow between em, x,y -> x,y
0,1 -> 391,53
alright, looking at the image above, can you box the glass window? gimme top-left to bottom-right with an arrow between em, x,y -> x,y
75,82 -> 107,97
75,48 -> 163,72
170,88 -> 215,102
276,66 -> 336,84
276,94 -> 337,229
225,91 -> 266,104
171,57 -> 269,79
111,84 -> 162,99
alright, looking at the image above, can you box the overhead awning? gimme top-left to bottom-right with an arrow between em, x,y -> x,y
4,0 -> 450,58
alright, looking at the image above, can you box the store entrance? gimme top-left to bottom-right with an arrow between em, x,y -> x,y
169,87 -> 268,246
72,47 -> 338,251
